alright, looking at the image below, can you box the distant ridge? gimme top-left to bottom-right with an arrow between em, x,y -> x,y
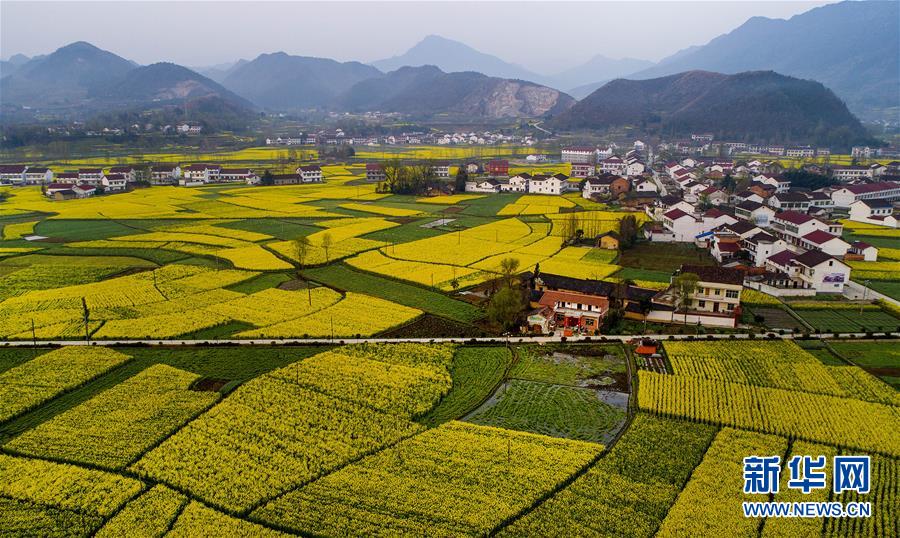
549,70 -> 871,147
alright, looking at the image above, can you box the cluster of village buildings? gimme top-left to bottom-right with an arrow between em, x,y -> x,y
0,163 -> 325,199
266,128 -> 535,147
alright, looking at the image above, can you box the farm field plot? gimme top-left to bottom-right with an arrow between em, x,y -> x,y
749,305 -> 807,331
638,371 -> 900,455
130,344 -> 451,512
0,347 -> 130,422
253,421 -> 602,537
6,364 -> 219,469
828,340 -> 900,388
663,340 -> 899,404
0,453 -> 144,537
510,344 -> 626,387
656,428 -> 787,537
617,241 -> 714,273
419,346 -> 512,426
503,413 -> 717,537
303,263 -> 482,323
791,306 -> 900,333
465,379 -> 626,443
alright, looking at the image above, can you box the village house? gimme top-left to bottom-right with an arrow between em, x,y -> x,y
465,178 -> 501,193
108,166 -> 137,182
599,156 -> 627,175
582,175 -> 629,199
366,163 -> 385,182
767,191 -> 811,211
525,271 -> 658,334
219,168 -> 258,183
47,183 -> 96,200
753,173 -> 791,193
807,192 -> 834,212
55,172 -> 79,185
528,174 -> 567,195
848,199 -> 898,228
770,211 -> 833,248
798,230 -> 850,257
77,169 -> 104,186
182,164 -> 221,183
0,165 -> 28,185
570,163 -> 594,178
486,160 -> 509,176
503,174 -> 529,193
271,173 -> 303,186
101,173 -> 127,192
791,251 -> 852,293
742,231 -> 787,267
22,167 -> 53,185
831,181 -> 900,208
734,200 -> 776,226
150,164 -> 181,185
659,207 -> 736,242
848,241 -> 879,261
697,186 -> 728,206
831,165 -> 872,182
634,179 -> 658,193
297,165 -> 324,183
431,163 -> 451,178
733,190 -> 766,205
561,147 -> 597,164
749,182 -> 777,200
647,265 -> 744,327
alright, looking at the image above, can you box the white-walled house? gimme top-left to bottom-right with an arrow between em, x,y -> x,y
599,156 -> 627,175
742,231 -> 787,267
108,166 -> 137,182
0,165 -> 27,185
101,173 -> 127,192
849,241 -> 878,261
529,175 -> 566,195
561,147 -> 596,164
792,251 -> 851,294
297,165 -> 324,183
735,200 -> 776,226
832,165 -> 872,182
799,230 -> 850,257
849,199 -> 898,228
635,179 -> 658,193
503,174 -> 529,193
24,167 -> 53,185
831,181 -> 900,207
465,179 -> 500,193
770,211 -> 833,247
767,192 -> 811,211
150,165 -> 181,185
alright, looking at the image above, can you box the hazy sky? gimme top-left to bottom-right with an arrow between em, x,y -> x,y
2,1 -> 834,72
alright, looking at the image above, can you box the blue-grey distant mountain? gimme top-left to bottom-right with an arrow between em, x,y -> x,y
1,42 -> 135,106
194,59 -> 248,83
552,55 -> 654,94
549,70 -> 871,148
222,52 -> 382,109
336,65 -> 574,119
627,1 -> 899,120
372,35 -> 544,83
94,62 -> 253,110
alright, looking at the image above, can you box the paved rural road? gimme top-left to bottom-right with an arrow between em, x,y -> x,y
3,331 -> 897,347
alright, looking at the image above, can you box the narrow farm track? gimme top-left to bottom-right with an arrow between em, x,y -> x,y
3,331 -> 899,347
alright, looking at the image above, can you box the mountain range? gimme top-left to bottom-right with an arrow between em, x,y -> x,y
549,70 -> 870,146
0,1 -> 894,131
627,0 -> 898,121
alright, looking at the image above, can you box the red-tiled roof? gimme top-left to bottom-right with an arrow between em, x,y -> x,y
538,290 -> 610,310
844,181 -> 899,194
767,250 -> 798,266
802,230 -> 838,245
775,210 -> 815,225
664,208 -> 691,220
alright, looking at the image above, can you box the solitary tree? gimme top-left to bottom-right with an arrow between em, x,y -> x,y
487,287 -> 525,332
673,272 -> 699,325
499,257 -> 520,289
293,236 -> 311,272
320,233 -> 333,263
